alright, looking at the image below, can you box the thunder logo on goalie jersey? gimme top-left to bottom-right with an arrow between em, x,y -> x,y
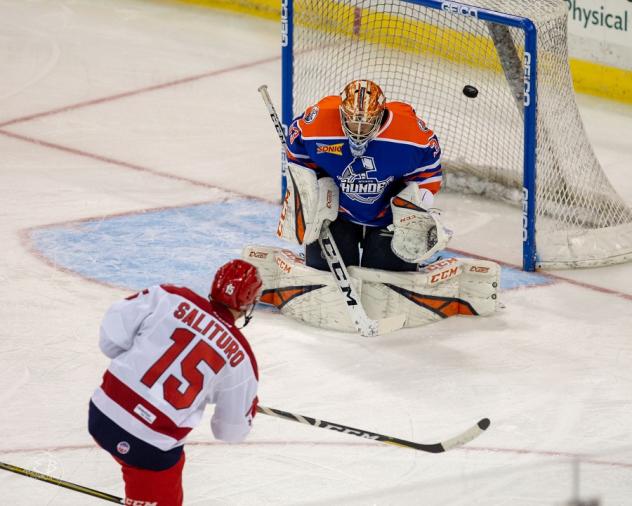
338,156 -> 393,204
286,96 -> 442,227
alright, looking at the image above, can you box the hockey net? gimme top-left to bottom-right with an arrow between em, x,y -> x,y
287,0 -> 632,269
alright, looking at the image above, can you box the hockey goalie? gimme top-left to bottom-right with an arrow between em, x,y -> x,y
245,80 -> 500,335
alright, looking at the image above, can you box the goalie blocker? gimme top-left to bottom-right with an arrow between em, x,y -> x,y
277,162 -> 338,246
243,245 -> 500,333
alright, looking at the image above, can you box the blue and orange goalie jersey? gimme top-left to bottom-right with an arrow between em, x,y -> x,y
286,95 -> 442,228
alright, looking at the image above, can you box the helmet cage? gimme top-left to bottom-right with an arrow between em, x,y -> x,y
339,107 -> 384,153
339,80 -> 386,154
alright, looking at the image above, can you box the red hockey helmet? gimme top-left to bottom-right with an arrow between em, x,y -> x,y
210,259 -> 262,312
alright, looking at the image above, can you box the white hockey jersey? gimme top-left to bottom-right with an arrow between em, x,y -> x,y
91,284 -> 259,451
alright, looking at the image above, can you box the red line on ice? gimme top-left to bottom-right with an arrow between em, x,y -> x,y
1,442 -> 631,470
0,55 -> 280,128
0,44 -> 628,301
449,247 -> 632,301
0,128 -> 259,198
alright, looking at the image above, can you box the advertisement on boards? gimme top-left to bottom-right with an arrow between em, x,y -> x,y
565,0 -> 630,41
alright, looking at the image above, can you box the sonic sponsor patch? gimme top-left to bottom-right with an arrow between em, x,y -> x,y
316,142 -> 343,156
303,106 -> 319,124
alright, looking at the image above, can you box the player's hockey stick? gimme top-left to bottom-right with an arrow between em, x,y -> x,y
257,405 -> 490,453
0,461 -> 123,504
257,84 -> 406,336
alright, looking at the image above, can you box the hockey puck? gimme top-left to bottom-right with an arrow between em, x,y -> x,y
463,85 -> 479,98
478,418 -> 491,430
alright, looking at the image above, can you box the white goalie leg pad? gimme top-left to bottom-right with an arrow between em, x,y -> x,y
350,260 -> 461,328
242,245 -> 287,290
243,246 -> 500,332
389,183 -> 451,263
277,163 -> 338,245
349,257 -> 500,328
457,259 -> 500,316
242,245 -> 356,332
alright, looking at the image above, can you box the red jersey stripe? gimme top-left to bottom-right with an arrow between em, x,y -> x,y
101,370 -> 192,441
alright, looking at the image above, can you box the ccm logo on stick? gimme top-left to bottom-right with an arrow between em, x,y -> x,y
441,2 -> 479,17
322,423 -> 380,439
321,237 -> 358,306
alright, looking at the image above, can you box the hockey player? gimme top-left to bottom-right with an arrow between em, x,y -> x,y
279,79 -> 450,271
245,80 -> 499,334
88,259 -> 262,506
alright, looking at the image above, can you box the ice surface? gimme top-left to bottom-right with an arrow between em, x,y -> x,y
1,1 -> 631,505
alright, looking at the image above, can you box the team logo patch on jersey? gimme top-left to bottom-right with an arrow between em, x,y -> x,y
289,124 -> 300,144
116,441 -> 130,455
316,142 -> 343,156
337,156 -> 393,204
429,136 -> 441,157
303,106 -> 319,124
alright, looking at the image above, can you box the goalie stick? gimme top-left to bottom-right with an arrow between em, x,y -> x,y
257,405 -> 490,453
258,84 -> 406,337
318,220 -> 406,336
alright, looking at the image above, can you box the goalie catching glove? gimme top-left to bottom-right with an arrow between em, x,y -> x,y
388,183 -> 452,263
277,162 -> 339,245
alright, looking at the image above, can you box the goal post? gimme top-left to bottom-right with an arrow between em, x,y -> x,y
281,0 -> 632,271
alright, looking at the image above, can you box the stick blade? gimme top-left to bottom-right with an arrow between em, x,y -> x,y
439,418 -> 491,452
373,314 -> 407,336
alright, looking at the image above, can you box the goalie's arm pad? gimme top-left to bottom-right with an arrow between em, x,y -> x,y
277,162 -> 339,245
389,183 -> 451,263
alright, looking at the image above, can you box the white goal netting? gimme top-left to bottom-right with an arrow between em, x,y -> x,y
288,0 -> 632,268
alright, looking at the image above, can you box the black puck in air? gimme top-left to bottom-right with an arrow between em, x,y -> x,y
463,85 -> 479,98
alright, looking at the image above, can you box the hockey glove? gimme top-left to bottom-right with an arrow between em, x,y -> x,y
388,183 -> 451,263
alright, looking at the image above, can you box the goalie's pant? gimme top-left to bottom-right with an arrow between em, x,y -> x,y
306,218 -> 418,272
89,401 -> 185,506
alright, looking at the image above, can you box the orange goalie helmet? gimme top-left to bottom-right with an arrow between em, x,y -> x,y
339,79 -> 386,155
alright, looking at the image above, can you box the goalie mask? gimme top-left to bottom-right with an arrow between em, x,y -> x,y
211,259 -> 262,326
340,79 -> 386,156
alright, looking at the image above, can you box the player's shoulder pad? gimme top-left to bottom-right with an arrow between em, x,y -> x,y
378,101 -> 437,147
160,284 -> 212,310
298,95 -> 344,138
